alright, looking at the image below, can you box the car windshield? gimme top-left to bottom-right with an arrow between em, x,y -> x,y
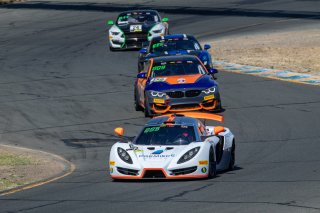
150,59 -> 207,77
117,12 -> 159,25
150,38 -> 201,53
134,125 -> 196,145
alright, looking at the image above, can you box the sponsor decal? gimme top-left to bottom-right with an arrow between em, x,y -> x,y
177,78 -> 186,84
109,161 -> 115,166
201,167 -> 207,173
138,154 -> 175,158
130,25 -> 142,32
204,94 -> 215,101
153,98 -> 165,104
150,77 -> 167,83
152,65 -> 166,71
199,160 -> 208,165
152,150 -> 164,154
144,126 -> 161,133
152,43 -> 164,49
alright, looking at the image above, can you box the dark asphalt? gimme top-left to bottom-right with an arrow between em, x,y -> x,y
0,0 -> 320,212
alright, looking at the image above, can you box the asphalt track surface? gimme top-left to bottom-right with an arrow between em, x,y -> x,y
0,0 -> 320,212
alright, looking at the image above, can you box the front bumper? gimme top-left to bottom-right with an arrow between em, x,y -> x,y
109,32 -> 149,49
147,92 -> 219,114
110,166 -> 208,179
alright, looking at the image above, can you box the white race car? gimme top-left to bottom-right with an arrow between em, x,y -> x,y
109,112 -> 235,179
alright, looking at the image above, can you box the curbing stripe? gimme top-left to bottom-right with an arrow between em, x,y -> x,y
214,61 -> 320,86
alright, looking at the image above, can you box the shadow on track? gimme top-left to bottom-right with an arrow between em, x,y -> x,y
2,1 -> 320,20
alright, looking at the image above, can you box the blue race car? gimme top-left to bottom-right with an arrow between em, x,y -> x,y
138,34 -> 216,75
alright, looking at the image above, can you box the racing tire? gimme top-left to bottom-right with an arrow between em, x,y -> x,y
144,98 -> 154,118
134,88 -> 143,111
109,46 -> 115,52
208,148 -> 217,179
228,141 -> 235,171
138,62 -> 144,73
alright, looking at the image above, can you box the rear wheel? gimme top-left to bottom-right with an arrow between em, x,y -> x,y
228,141 -> 235,171
208,148 -> 217,178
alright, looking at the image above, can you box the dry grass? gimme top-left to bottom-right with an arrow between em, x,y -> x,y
210,29 -> 320,75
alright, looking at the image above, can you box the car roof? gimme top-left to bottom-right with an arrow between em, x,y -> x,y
153,34 -> 196,40
146,115 -> 198,126
153,55 -> 198,62
119,10 -> 160,15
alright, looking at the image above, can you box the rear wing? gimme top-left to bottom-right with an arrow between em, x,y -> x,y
156,112 -> 224,122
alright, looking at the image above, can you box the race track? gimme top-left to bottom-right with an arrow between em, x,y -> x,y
0,0 -> 320,212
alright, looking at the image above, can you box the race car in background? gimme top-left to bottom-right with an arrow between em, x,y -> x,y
109,112 -> 235,179
138,34 -> 215,73
134,55 -> 221,117
107,10 -> 169,51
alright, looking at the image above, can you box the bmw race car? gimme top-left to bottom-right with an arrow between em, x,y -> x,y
138,34 -> 214,72
109,112 -> 235,179
134,55 -> 221,117
107,10 -> 169,51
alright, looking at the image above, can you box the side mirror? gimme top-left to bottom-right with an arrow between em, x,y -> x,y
208,68 -> 218,74
204,44 -> 211,50
107,20 -> 114,25
162,17 -> 169,22
114,127 -> 124,136
214,126 -> 225,135
139,48 -> 147,54
137,72 -> 147,78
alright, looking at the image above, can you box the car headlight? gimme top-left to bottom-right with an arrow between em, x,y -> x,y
202,87 -> 216,94
149,24 -> 165,36
117,147 -> 133,164
109,26 -> 123,37
177,147 -> 200,164
150,90 -> 166,98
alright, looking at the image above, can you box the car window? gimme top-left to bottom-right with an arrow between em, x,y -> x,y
150,59 -> 206,77
134,125 -> 196,145
150,38 -> 202,53
117,12 -> 159,25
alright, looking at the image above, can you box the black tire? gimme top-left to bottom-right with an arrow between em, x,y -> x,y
109,46 -> 115,52
208,148 -> 217,178
134,88 -> 143,111
228,141 -> 235,171
138,62 -> 144,73
144,98 -> 153,117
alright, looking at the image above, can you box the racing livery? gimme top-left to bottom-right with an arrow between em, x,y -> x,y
109,112 -> 235,179
107,10 -> 169,50
138,34 -> 215,72
134,55 -> 221,117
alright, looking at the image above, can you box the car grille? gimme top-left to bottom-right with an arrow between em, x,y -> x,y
171,104 -> 200,110
167,91 -> 184,98
167,90 -> 201,98
143,170 -> 166,179
185,90 -> 201,97
125,33 -> 148,40
117,167 -> 139,176
171,166 -> 197,175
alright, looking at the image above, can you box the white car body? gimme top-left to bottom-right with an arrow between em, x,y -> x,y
109,112 -> 235,179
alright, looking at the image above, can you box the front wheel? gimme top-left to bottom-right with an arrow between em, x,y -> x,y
134,88 -> 143,111
208,148 -> 217,179
144,98 -> 153,118
228,142 -> 235,171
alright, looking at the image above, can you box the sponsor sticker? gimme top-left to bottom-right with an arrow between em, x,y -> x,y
204,94 -> 215,101
130,25 -> 142,32
109,161 -> 115,166
151,78 -> 167,83
177,78 -> 186,84
144,126 -> 161,133
152,65 -> 166,71
134,149 -> 143,152
138,154 -> 175,158
152,43 -> 164,49
153,98 -> 165,104
199,160 -> 208,165
201,167 -> 207,173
